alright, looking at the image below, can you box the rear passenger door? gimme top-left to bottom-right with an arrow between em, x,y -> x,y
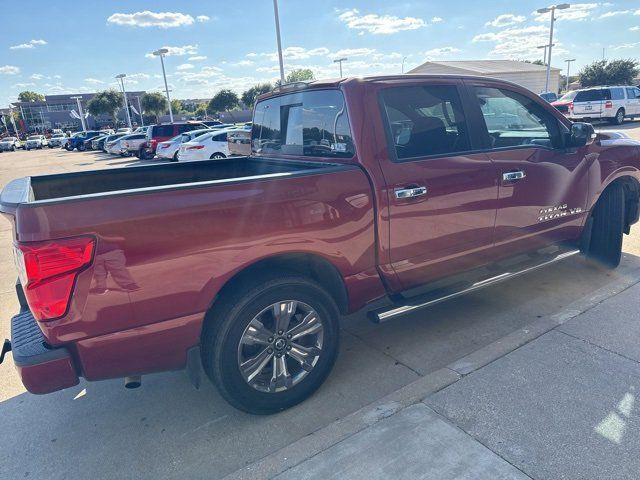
376,80 -> 499,290
469,81 -> 589,254
626,87 -> 640,115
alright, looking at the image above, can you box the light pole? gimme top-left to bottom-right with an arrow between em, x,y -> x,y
333,57 -> 347,77
402,56 -> 407,74
537,3 -> 570,94
115,74 -> 133,130
70,96 -> 87,131
536,43 -> 555,65
153,48 -> 174,123
272,0 -> 285,84
135,96 -> 144,127
564,58 -> 576,91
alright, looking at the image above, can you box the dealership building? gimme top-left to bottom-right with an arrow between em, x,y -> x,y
408,60 -> 562,94
11,91 -> 146,132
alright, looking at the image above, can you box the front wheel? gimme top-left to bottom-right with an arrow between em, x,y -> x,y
202,275 -> 340,414
210,152 -> 226,160
11,145 -> 15,152
585,183 -> 625,268
171,151 -> 179,162
77,143 -> 86,152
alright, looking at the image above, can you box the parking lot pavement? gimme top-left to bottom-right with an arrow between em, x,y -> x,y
1,124 -> 640,479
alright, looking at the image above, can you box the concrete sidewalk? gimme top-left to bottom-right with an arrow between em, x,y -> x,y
228,267 -> 640,480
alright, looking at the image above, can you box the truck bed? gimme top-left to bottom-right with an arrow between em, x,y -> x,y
1,157 -> 347,208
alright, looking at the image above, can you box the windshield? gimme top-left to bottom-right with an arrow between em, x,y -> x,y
52,134 -> 64,138
558,91 -> 577,102
2,137 -> 16,141
252,89 -> 354,158
28,136 -> 40,140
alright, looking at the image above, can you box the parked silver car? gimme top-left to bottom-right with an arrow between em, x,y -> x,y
155,128 -> 212,161
0,136 -> 23,151
25,135 -> 48,150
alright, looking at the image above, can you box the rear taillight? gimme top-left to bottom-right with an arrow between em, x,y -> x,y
15,237 -> 95,321
568,102 -> 573,111
150,139 -> 158,150
605,100 -> 613,109
187,145 -> 204,150
160,143 -> 170,149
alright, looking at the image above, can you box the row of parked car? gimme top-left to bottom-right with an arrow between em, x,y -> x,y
548,85 -> 640,125
59,121 -> 251,162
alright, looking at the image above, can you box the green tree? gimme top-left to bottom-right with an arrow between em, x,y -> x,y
170,99 -> 184,114
275,68 -> 316,86
141,92 -> 168,122
195,103 -> 208,117
578,59 -> 639,87
87,90 -> 123,126
208,89 -> 239,113
241,83 -> 272,108
18,90 -> 45,102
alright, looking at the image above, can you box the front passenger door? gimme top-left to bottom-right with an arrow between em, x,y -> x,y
470,83 -> 590,254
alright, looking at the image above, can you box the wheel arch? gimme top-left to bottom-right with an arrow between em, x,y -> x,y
205,253 -> 350,320
593,175 -> 640,233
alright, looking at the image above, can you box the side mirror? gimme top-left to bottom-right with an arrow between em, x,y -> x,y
568,122 -> 596,147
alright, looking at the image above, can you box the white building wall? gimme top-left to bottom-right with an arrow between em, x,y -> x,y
485,71 -> 560,94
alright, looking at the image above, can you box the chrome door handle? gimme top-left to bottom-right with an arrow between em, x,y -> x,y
502,171 -> 526,182
395,186 -> 427,200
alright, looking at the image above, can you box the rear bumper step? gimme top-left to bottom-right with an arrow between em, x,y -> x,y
369,248 -> 581,323
10,310 -> 79,394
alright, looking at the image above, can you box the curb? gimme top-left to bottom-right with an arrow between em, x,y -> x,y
224,265 -> 640,480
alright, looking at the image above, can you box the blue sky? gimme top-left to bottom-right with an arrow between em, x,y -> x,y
1,0 -> 639,106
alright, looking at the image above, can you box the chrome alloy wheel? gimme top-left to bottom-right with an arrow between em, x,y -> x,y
237,301 -> 324,393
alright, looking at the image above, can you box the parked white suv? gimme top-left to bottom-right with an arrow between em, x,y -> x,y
25,135 -> 48,150
552,86 -> 640,125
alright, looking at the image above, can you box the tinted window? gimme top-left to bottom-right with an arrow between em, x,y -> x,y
611,88 -> 625,100
575,89 -> 603,102
627,88 -> 640,99
153,125 -> 174,137
380,85 -> 470,161
212,132 -> 228,142
252,89 -> 354,158
474,86 -> 561,150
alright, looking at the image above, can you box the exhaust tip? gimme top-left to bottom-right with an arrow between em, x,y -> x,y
124,376 -> 141,389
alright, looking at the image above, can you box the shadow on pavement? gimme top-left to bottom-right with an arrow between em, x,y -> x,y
1,254 -> 640,479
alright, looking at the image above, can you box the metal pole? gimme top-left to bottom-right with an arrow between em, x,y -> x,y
402,56 -> 407,74
136,96 -> 144,127
272,0 -> 285,83
159,54 -> 173,122
564,59 -> 575,91
333,58 -> 347,77
117,75 -> 133,129
71,96 -> 87,131
544,6 -> 555,94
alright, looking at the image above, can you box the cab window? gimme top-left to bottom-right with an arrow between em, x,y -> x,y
379,84 -> 470,161
473,86 -> 561,150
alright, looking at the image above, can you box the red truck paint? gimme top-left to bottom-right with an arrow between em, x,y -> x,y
2,75 -> 640,398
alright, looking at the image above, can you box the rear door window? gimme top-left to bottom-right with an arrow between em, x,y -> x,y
252,89 -> 354,158
379,84 -> 470,161
212,132 -> 228,142
153,125 -> 174,137
575,90 -> 603,102
610,88 -> 625,100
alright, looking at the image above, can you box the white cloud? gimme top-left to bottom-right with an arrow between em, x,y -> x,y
611,41 -> 640,50
176,63 -> 195,71
424,47 -> 462,59
431,16 -> 443,23
338,8 -> 426,34
231,60 -> 255,66
9,39 -> 47,50
84,78 -> 104,84
53,74 -> 61,79
0,65 -> 20,75
107,11 -> 195,28
249,46 -> 330,62
331,48 -> 376,59
30,73 -> 47,80
473,25 -> 568,59
196,15 -> 210,22
534,3 -> 598,22
188,55 -> 207,61
485,14 -> 526,27
12,82 -> 35,88
144,45 -> 198,58
600,10 -> 631,18
128,73 -> 151,79
630,26 -> 639,31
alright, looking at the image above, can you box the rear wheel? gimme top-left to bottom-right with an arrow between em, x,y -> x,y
138,148 -> 149,160
586,183 -> 625,268
202,275 -> 340,414
78,143 -> 86,152
210,152 -> 226,160
610,108 -> 625,125
172,151 -> 179,162
11,145 -> 15,152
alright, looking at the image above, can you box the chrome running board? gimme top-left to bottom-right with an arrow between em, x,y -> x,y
369,249 -> 580,323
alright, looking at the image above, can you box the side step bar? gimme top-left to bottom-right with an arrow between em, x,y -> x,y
369,249 -> 580,323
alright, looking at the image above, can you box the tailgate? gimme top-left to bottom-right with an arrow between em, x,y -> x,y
573,100 -> 603,116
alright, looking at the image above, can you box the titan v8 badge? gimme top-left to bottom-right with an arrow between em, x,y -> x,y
538,204 -> 583,222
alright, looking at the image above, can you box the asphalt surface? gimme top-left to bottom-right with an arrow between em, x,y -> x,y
1,121 -> 640,479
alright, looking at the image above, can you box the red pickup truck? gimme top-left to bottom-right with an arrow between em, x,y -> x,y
2,75 -> 640,414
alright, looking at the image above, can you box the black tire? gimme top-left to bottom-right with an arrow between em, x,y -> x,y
610,108 -> 625,125
65,144 -> 73,151
587,183 -> 625,268
210,152 -> 226,159
202,275 -> 340,414
11,146 -> 15,152
138,148 -> 148,160
78,143 -> 86,152
171,151 -> 179,162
